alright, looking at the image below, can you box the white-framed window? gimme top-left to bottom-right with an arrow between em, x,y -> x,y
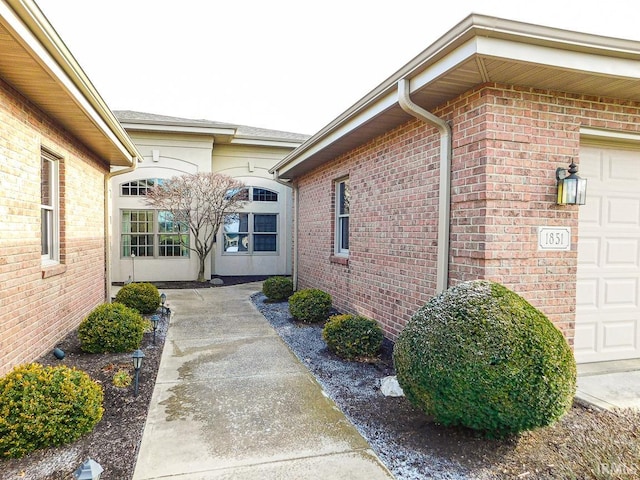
121,209 -> 189,258
120,178 -> 163,196
223,213 -> 278,254
225,186 -> 278,202
41,150 -> 59,263
335,178 -> 350,255
252,187 -> 278,202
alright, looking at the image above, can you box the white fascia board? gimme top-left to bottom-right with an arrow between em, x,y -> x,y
2,0 -> 140,165
273,40 -> 479,177
476,36 -> 640,79
274,88 -> 400,177
119,122 -> 236,137
230,137 -> 303,148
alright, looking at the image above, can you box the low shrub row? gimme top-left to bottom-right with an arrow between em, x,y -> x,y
264,279 -> 577,438
263,282 -> 384,361
0,282 -> 162,458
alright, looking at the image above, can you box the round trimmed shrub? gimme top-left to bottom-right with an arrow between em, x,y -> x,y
78,303 -> 146,353
322,314 -> 384,360
393,280 -> 576,437
288,288 -> 332,323
114,282 -> 160,314
0,363 -> 104,458
263,276 -> 294,302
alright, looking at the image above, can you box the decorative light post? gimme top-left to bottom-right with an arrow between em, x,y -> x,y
160,292 -> 167,319
73,458 -> 103,480
150,314 -> 160,345
132,349 -> 145,397
131,252 -> 136,282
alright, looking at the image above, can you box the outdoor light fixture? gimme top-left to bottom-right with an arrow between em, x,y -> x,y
132,349 -> 145,396
131,252 -> 136,283
160,292 -> 167,319
556,161 -> 587,205
151,314 -> 160,345
73,458 -> 103,480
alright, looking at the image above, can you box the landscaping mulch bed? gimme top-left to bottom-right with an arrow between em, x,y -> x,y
0,318 -> 167,480
251,292 -> 640,480
3,280 -> 639,479
0,279 -> 262,480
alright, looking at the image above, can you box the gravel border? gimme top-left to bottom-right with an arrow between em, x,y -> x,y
251,293 -> 477,480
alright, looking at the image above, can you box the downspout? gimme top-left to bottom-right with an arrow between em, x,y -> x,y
397,78 -> 452,293
272,173 -> 298,290
104,159 -> 140,301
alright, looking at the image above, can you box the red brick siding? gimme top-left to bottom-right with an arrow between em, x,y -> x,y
294,83 -> 640,343
0,78 -> 109,376
296,123 -> 443,339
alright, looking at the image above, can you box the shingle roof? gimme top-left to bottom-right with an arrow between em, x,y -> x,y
114,110 -> 309,143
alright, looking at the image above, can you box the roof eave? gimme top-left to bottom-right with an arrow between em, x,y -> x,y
272,13 -> 640,180
1,0 -> 142,167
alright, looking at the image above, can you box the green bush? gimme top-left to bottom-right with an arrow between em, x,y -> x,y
114,282 -> 160,314
288,288 -> 332,323
78,303 -> 146,353
393,280 -> 576,437
263,276 -> 294,302
322,314 -> 384,360
0,363 -> 103,458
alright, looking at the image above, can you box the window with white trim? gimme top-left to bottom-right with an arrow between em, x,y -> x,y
121,210 -> 189,257
225,186 -> 278,202
335,178 -> 350,254
41,150 -> 59,263
120,178 -> 163,196
223,213 -> 278,253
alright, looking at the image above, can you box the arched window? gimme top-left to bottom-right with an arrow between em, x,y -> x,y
252,187 -> 278,202
120,178 -> 162,196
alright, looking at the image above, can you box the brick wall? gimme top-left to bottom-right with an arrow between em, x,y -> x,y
295,83 -> 640,343
0,79 -> 108,376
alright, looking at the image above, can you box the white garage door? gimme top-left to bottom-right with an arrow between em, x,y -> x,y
575,145 -> 640,363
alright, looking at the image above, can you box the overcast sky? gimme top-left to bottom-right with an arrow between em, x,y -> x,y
35,0 -> 640,135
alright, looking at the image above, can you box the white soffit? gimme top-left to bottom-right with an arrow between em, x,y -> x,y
0,0 -> 140,166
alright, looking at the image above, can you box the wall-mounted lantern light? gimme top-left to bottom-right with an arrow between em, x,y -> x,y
73,458 -> 103,480
556,161 -> 587,205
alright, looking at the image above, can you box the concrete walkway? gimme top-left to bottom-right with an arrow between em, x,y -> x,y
132,283 -> 393,480
576,358 -> 640,411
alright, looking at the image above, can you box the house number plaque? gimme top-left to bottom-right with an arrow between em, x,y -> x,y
537,226 -> 571,251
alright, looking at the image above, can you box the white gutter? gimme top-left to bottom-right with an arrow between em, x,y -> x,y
271,173 -> 298,290
397,78 -> 451,293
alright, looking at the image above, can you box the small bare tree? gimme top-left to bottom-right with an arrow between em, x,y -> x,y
144,172 -> 247,282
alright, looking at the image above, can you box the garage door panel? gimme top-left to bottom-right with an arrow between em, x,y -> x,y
576,278 -> 599,309
579,149 -> 604,178
576,145 -> 640,363
602,319 -> 637,352
580,196 -> 602,225
607,197 -> 640,226
577,237 -> 600,266
605,238 -> 639,266
603,278 -> 638,307
574,321 -> 598,353
608,152 -> 640,181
